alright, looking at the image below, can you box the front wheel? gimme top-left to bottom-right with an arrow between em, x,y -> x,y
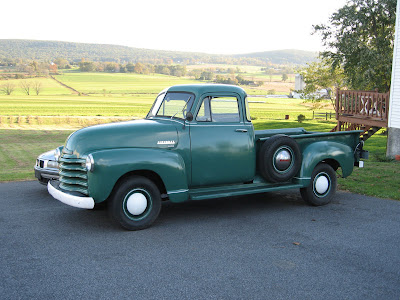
110,176 -> 161,230
300,163 -> 337,206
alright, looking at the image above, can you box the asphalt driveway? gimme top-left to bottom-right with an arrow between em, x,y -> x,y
1,181 -> 399,299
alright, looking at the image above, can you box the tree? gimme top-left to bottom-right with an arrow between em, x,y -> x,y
189,69 -> 202,80
20,80 -> 31,95
49,63 -> 58,74
297,57 -> 345,108
282,73 -> 288,82
160,66 -> 171,75
33,81 -> 42,95
200,71 -> 214,80
134,62 -> 144,74
1,82 -> 15,95
79,61 -> 95,72
264,68 -> 274,82
126,63 -> 135,73
105,62 -> 120,73
30,60 -> 39,72
54,58 -> 70,69
313,0 -> 397,92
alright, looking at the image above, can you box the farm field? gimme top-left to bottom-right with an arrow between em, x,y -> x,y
54,72 -> 199,95
0,77 -> 71,95
0,72 -> 333,122
185,64 -> 295,94
0,94 -> 332,122
186,64 -> 295,82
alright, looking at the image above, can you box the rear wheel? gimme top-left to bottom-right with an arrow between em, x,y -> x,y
300,163 -> 337,206
110,176 -> 161,230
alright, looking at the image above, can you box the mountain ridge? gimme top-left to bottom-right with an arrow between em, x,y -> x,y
0,39 -> 317,65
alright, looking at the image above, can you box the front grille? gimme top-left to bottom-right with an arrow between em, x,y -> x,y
59,148 -> 88,195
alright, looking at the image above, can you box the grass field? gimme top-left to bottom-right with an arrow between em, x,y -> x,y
0,95 -> 332,120
0,72 -> 397,200
54,73 -> 199,95
186,64 -> 295,82
0,77 -> 72,95
0,72 -> 333,120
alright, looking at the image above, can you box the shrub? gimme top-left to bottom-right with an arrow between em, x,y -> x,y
297,114 -> 306,123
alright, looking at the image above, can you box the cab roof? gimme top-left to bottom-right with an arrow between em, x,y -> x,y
166,84 -> 247,99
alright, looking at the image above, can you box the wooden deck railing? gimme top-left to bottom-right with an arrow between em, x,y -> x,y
335,90 -> 389,129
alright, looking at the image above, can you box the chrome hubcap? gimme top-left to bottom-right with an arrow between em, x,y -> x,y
126,193 -> 147,215
314,173 -> 330,196
274,149 -> 292,171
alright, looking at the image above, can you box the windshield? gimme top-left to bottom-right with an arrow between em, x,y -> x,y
147,92 -> 194,119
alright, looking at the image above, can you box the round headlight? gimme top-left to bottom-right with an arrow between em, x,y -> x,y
54,148 -> 61,162
86,154 -> 94,172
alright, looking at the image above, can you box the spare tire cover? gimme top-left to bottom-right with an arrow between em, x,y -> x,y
258,135 -> 302,183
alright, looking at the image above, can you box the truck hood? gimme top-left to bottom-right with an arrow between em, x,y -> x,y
65,119 -> 179,157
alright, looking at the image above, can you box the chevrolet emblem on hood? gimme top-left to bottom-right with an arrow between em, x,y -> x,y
157,140 -> 176,145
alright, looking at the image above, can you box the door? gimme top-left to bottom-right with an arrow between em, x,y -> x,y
189,93 -> 255,187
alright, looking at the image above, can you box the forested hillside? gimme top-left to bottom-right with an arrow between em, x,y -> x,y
0,39 -> 317,66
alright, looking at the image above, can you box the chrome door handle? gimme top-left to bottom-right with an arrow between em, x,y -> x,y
235,129 -> 248,133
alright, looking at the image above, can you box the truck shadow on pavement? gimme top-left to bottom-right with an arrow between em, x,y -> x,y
45,190 -> 317,231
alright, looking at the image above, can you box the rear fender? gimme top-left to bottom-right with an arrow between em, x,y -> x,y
297,141 -> 354,181
87,148 -> 188,203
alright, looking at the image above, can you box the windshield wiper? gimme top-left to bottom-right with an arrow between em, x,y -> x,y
171,96 -> 191,119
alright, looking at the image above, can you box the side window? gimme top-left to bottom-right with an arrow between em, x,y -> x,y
196,97 -> 212,122
196,96 -> 240,123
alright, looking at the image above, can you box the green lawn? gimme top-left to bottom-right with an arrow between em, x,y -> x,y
0,129 -> 71,181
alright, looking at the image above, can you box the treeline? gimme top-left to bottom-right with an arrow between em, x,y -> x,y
0,56 -> 292,88
78,61 -> 264,86
0,59 -> 58,77
78,61 -> 188,76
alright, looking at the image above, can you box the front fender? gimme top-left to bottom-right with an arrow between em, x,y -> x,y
298,141 -> 354,180
87,148 -> 188,203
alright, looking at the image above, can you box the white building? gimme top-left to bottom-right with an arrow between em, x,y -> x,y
387,0 -> 400,158
295,74 -> 306,91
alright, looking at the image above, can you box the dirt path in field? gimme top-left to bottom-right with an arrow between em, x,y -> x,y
50,76 -> 88,96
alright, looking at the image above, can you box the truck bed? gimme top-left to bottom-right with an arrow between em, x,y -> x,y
255,128 -> 307,140
255,127 -> 362,142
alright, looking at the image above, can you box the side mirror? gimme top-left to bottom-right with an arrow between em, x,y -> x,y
186,112 -> 193,122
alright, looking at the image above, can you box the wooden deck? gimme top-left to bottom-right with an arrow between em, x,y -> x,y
332,90 -> 389,131
332,90 -> 389,139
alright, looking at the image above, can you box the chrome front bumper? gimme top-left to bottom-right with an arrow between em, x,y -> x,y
48,181 -> 94,209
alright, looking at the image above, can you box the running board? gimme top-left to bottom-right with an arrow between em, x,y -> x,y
189,182 -> 303,201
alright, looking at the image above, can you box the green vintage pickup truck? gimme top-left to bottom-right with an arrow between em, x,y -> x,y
48,84 -> 367,230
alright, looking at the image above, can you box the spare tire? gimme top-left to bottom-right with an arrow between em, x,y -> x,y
258,135 -> 302,183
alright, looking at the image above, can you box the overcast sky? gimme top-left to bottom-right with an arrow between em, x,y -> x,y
1,0 -> 348,54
